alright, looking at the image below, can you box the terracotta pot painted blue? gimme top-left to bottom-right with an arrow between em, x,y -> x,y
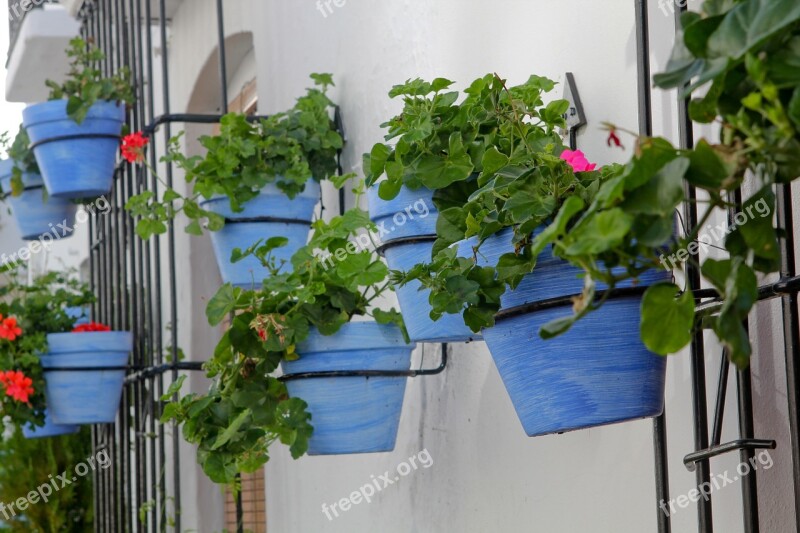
41,331 -> 133,424
200,181 -> 320,287
457,228 -> 669,436
368,185 -> 481,343
22,100 -> 126,199
0,160 -> 78,241
281,322 -> 416,455
22,410 -> 79,439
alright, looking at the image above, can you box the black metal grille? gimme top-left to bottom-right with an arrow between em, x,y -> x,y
63,0 -> 800,532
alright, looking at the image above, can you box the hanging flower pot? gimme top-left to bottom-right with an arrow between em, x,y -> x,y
22,100 -> 126,199
40,324 -> 132,424
22,409 -> 79,439
199,180 -> 321,287
457,228 -> 669,436
0,160 -> 78,241
368,185 -> 481,343
281,322 -> 416,455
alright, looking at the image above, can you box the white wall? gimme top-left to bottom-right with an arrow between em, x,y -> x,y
151,0 -> 795,531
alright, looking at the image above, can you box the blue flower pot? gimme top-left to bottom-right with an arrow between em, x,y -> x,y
368,185 -> 481,343
281,322 -> 416,455
22,100 -> 126,199
65,306 -> 91,326
457,228 -> 669,436
0,160 -> 78,241
22,409 -> 79,439
41,331 -> 133,424
200,181 -> 320,288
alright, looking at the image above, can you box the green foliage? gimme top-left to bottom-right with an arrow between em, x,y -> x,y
0,267 -> 95,430
392,26 -> 789,368
1,127 -> 39,198
365,74 -> 567,253
0,428 -> 94,532
46,37 -> 134,124
125,74 -> 353,239
162,186 -> 405,485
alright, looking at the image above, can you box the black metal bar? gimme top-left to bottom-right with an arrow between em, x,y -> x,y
375,235 -> 437,256
635,3 -> 670,531
142,113 -> 269,134
280,343 -> 447,382
671,1 -> 713,529
684,440 -> 777,471
216,0 -> 228,114
223,217 -> 312,225
710,354 -> 730,447
777,177 -> 800,530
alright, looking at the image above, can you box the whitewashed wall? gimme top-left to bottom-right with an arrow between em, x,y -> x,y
156,0 -> 796,531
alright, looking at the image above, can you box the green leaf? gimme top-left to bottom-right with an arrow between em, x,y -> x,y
640,283 -> 695,355
160,375 -> 187,401
206,284 -> 236,325
563,208 -> 633,256
623,157 -> 689,216
706,0 -> 800,60
210,408 -> 251,451
686,140 -> 736,190
481,146 -> 509,176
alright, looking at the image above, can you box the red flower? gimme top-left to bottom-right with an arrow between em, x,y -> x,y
0,370 -> 34,403
606,128 -> 624,150
72,321 -> 112,333
0,315 -> 22,341
121,132 -> 149,164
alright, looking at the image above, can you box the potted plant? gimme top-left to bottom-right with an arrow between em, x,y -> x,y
41,320 -> 132,425
124,73 -> 352,287
0,267 -> 129,427
0,126 -> 78,240
385,72 -> 678,435
365,74 -> 567,343
163,187 -> 413,484
22,37 -> 133,199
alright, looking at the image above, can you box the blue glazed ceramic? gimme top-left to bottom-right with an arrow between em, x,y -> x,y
41,331 -> 133,424
368,185 -> 480,343
22,100 -> 125,199
457,228 -> 670,436
22,410 -> 79,439
200,181 -> 320,287
0,161 -> 78,241
281,322 -> 416,455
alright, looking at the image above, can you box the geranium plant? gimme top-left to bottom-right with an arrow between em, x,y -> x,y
396,0 -> 799,368
0,267 -> 95,432
161,184 -> 405,484
45,37 -> 134,123
365,73 -> 569,254
124,73 -> 353,239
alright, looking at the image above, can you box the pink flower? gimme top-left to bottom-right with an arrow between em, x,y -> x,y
560,149 -> 597,172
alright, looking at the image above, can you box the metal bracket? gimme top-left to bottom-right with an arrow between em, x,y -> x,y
279,343 -> 448,382
562,72 -> 587,150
